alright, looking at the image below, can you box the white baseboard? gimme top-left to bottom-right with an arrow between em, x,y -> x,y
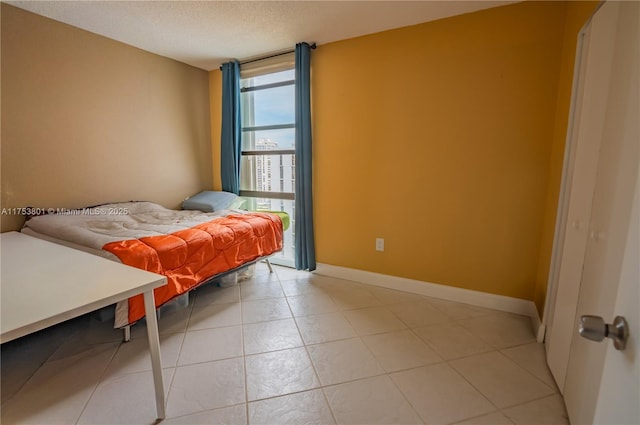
314,263 -> 544,337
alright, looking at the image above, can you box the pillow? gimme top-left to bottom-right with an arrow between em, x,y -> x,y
182,191 -> 241,212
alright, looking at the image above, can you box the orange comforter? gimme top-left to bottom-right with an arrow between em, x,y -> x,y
103,212 -> 283,326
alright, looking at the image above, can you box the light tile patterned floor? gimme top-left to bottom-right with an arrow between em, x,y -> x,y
0,263 -> 569,425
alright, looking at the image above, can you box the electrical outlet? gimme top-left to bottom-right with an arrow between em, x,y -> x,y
375,238 -> 384,252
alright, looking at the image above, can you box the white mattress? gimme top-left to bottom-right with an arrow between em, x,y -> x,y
22,201 -> 241,251
21,227 -> 121,261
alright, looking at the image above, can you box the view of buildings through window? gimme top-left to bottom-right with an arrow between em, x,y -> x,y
240,69 -> 296,266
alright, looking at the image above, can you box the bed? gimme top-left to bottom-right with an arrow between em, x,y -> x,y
21,201 -> 283,329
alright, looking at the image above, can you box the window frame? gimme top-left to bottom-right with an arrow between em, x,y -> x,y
239,67 -> 296,201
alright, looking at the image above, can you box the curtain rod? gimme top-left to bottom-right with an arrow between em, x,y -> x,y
219,43 -> 316,70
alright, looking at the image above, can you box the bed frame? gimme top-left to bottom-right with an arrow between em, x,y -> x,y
120,256 -> 275,342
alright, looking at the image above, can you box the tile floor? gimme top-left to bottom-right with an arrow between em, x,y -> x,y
1,263 -> 569,425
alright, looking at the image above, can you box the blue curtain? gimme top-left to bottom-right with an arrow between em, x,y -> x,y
294,43 -> 316,271
220,60 -> 241,194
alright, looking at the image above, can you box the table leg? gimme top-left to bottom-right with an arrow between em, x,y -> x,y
143,290 -> 166,420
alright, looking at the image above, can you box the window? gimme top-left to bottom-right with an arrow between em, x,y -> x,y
239,64 -> 296,266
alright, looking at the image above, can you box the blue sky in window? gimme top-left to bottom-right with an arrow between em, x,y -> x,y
252,85 -> 294,127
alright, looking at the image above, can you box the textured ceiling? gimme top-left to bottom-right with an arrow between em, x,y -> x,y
8,1 -> 515,71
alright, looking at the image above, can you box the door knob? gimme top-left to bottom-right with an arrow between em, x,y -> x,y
579,315 -> 629,350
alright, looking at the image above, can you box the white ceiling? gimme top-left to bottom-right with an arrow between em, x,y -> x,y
8,1 -> 515,71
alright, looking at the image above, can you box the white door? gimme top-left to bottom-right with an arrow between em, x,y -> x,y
591,167 -> 639,424
545,1 -> 614,388
547,2 -> 639,424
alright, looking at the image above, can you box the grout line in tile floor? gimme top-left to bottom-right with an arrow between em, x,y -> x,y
267,270 -> 478,420
74,339 -> 122,423
264,268 -> 547,421
284,286 -> 340,425
239,277 -> 252,425
1,264 -> 567,425
2,319 -> 93,405
161,330 -> 185,421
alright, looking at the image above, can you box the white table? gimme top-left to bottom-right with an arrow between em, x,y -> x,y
0,231 -> 168,419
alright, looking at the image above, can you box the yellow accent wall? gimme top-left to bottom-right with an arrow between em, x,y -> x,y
1,4 -> 212,232
314,1 -> 566,301
209,1 -> 598,307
